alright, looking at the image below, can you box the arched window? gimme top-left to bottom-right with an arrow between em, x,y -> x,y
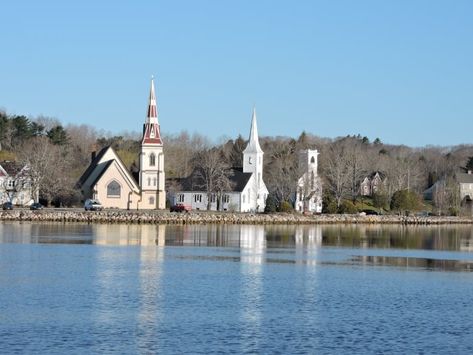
153,177 -> 157,186
107,180 -> 121,197
150,153 -> 156,166
311,171 -> 315,190
310,156 -> 315,164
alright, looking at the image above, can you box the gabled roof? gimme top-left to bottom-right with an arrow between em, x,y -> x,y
77,146 -> 109,187
173,168 -> 253,193
370,171 -> 386,180
457,172 -> 473,184
89,160 -> 114,188
0,161 -> 25,177
76,146 -> 139,192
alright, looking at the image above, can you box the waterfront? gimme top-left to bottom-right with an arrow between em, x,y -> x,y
1,223 -> 473,353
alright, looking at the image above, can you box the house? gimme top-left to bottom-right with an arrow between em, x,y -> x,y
168,108 -> 269,212
77,78 -> 166,209
0,161 -> 34,206
423,169 -> 473,216
294,149 -> 322,213
359,171 -> 386,196
457,170 -> 473,202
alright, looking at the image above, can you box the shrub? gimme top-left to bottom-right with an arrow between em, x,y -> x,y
372,192 -> 389,210
448,207 -> 459,216
322,193 -> 338,214
264,194 -> 278,213
390,190 -> 422,212
278,201 -> 293,213
338,200 -> 358,214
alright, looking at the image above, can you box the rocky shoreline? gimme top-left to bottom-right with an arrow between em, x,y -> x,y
0,209 -> 472,225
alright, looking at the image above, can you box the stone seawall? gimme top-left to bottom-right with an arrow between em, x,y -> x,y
0,210 -> 472,225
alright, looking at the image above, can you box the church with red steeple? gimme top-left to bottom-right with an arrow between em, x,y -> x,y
77,77 -> 166,210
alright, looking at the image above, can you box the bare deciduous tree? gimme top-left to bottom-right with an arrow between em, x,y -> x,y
323,142 -> 352,207
17,137 -> 74,205
193,148 -> 232,210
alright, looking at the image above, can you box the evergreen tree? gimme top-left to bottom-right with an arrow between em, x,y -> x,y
47,125 -> 69,145
466,156 -> 473,171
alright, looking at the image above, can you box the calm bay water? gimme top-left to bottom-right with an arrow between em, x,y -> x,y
1,222 -> 473,354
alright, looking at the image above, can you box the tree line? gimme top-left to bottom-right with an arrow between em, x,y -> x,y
1,110 -> 472,214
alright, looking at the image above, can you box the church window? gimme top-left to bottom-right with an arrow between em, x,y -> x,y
150,153 -> 156,166
107,180 -> 121,197
223,195 -> 230,203
153,177 -> 157,186
310,156 -> 315,164
248,157 -> 252,164
149,197 -> 155,205
194,194 -> 202,203
210,194 -> 216,203
311,171 -> 315,190
148,177 -> 151,186
178,194 -> 184,202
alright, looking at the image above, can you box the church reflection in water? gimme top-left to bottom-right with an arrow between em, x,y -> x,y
92,224 -> 165,246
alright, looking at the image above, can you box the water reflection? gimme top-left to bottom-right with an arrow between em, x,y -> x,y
353,255 -> 473,272
137,226 -> 164,353
239,226 -> 264,352
295,225 -> 322,266
1,222 -> 473,272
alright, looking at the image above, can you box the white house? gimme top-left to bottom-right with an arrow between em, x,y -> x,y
0,161 -> 34,206
169,108 -> 269,212
78,77 -> 166,209
294,149 -> 322,213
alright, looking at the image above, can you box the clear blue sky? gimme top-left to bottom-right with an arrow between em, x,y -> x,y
1,0 -> 472,146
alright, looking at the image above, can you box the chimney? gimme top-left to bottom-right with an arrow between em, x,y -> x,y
90,144 -> 98,162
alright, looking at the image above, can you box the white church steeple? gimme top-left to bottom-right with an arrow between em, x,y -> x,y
243,107 -> 263,155
242,107 -> 268,212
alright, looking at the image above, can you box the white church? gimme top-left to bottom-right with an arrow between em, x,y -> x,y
169,108 -> 269,212
294,149 -> 323,213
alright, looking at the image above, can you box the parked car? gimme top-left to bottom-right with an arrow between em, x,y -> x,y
361,209 -> 381,215
30,202 -> 43,210
170,203 -> 191,213
2,202 -> 13,210
84,199 -> 103,211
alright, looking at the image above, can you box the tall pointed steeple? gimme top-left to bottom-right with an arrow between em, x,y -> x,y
139,76 -> 166,210
142,76 -> 162,145
243,107 -> 263,154
146,76 -> 159,124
